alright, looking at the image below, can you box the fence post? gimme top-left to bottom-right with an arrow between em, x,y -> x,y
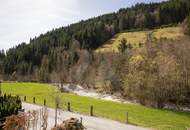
44,99 -> 46,106
55,103 -> 58,127
126,112 -> 128,124
80,117 -> 83,124
24,96 -> 26,101
67,102 -> 71,111
90,106 -> 93,116
33,97 -> 35,104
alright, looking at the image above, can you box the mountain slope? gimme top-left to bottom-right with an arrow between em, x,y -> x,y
96,26 -> 186,53
0,0 -> 190,77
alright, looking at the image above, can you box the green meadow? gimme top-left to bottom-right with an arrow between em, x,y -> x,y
2,82 -> 190,130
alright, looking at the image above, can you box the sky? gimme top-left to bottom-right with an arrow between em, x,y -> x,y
0,0 -> 166,50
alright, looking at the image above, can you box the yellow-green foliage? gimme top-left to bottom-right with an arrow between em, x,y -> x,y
153,26 -> 185,40
96,26 -> 185,53
96,31 -> 147,53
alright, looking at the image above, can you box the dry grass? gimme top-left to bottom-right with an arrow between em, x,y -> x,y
96,31 -> 147,53
96,26 -> 186,53
153,26 -> 185,40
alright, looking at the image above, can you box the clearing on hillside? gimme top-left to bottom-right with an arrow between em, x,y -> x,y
96,26 -> 186,53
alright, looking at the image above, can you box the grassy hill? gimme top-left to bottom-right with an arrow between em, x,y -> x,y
2,82 -> 190,130
96,26 -> 186,53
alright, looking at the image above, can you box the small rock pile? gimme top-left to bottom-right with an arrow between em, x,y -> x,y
51,118 -> 85,130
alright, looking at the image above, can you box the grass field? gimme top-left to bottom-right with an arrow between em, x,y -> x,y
153,26 -> 184,40
2,82 -> 190,130
96,26 -> 186,53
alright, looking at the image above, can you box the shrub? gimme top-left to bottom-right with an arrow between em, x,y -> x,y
0,94 -> 22,127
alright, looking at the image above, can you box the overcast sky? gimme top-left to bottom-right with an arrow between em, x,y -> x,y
0,0 -> 166,50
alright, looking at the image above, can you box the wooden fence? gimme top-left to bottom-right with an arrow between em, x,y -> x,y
22,95 -> 129,124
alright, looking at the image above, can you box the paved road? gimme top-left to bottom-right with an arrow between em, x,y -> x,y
22,102 -> 149,130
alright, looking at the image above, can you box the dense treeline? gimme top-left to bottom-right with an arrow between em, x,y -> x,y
124,39 -> 190,108
0,51 -> 5,77
0,0 -> 190,77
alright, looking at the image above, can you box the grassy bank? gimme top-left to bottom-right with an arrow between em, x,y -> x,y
2,82 -> 190,130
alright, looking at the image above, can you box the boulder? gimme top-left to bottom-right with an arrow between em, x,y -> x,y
51,118 -> 85,130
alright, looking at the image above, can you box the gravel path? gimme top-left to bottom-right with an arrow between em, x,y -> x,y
22,102 -> 149,130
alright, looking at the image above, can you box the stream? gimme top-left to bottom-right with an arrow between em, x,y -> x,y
55,83 -> 132,104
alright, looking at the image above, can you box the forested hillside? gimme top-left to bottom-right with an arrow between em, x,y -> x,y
0,0 -> 189,78
0,0 -> 190,109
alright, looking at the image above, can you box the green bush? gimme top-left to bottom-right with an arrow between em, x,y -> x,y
0,94 -> 21,124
